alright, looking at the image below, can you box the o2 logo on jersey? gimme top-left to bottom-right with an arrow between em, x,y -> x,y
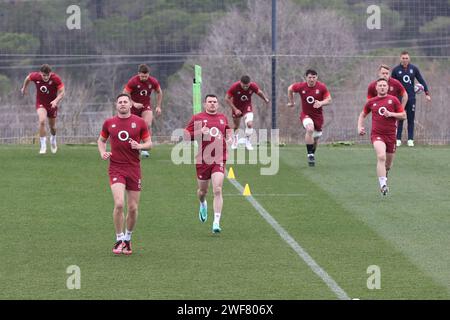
306,96 -> 315,104
402,75 -> 412,84
208,126 -> 221,138
40,86 -> 49,94
118,130 -> 130,141
378,106 -> 387,116
240,95 -> 249,102
140,90 -> 148,96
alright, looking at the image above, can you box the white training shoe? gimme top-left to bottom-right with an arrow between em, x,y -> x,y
245,139 -> 254,151
396,140 -> 402,147
50,140 -> 58,154
380,185 -> 389,197
407,140 -> 414,147
212,222 -> 221,233
39,145 -> 47,154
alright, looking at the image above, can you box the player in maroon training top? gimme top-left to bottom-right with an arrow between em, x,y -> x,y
287,69 -> 332,167
225,75 -> 269,150
185,94 -> 232,234
21,64 -> 65,154
367,64 -> 408,108
358,78 -> 406,196
123,64 -> 162,158
98,93 -> 152,255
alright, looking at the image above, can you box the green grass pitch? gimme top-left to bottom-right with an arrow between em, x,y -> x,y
1,144 -> 449,299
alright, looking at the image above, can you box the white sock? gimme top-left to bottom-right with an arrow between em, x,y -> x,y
200,200 -> 207,208
116,232 -> 125,241
124,230 -> 132,241
50,135 -> 56,144
40,137 -> 47,147
213,212 -> 221,224
378,177 -> 387,188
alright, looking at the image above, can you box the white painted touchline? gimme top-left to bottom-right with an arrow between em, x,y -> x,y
226,175 -> 350,300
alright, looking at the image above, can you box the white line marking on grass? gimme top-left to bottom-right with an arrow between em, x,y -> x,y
227,176 -> 350,300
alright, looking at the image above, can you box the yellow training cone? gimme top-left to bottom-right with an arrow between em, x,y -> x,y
227,167 -> 236,179
243,184 -> 252,196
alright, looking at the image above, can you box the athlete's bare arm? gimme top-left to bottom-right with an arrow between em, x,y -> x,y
98,136 -> 112,160
225,93 -> 241,116
313,95 -> 332,109
257,90 -> 270,104
357,111 -> 368,136
130,136 -> 152,150
383,110 -> 406,120
20,75 -> 31,96
51,87 -> 65,108
287,85 -> 295,107
400,91 -> 408,109
155,88 -> 163,115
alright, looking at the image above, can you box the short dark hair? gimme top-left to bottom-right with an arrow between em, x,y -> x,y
240,75 -> 251,84
305,69 -> 317,76
204,94 -> 217,101
116,93 -> 131,101
138,64 -> 150,73
40,64 -> 51,74
376,78 -> 388,84
400,51 -> 409,56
